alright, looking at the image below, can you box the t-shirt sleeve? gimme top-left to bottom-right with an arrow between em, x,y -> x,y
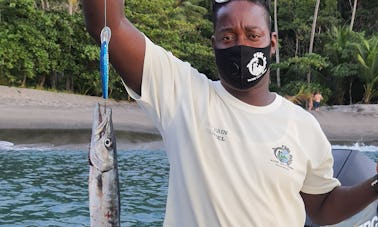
300,119 -> 341,194
124,35 -> 209,133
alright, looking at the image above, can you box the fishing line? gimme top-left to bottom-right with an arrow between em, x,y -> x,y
104,0 -> 107,27
104,0 -> 107,109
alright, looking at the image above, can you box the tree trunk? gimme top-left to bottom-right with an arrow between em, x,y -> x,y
68,0 -> 77,15
68,3 -> 73,15
308,0 -> 321,83
274,0 -> 281,88
334,77 -> 345,104
40,0 -> 45,10
39,0 -> 50,10
363,83 -> 373,104
349,78 -> 353,104
66,74 -> 71,91
39,74 -> 46,88
350,0 -> 358,31
21,75 -> 27,88
51,72 -> 57,90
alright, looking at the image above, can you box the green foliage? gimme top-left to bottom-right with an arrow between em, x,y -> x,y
324,26 -> 361,77
272,53 -> 328,82
355,35 -> 378,103
320,26 -> 362,104
1,0 -> 35,86
0,0 -> 103,95
0,0 -> 377,104
125,0 -> 215,79
338,0 -> 378,36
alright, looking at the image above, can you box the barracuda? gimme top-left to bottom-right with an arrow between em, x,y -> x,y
89,103 -> 120,227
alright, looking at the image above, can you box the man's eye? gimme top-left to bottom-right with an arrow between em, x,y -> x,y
248,34 -> 259,40
223,35 -> 234,41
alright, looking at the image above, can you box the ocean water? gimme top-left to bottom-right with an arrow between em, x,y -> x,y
0,139 -> 377,227
0,142 -> 168,227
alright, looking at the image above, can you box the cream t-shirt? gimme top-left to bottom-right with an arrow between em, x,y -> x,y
125,36 -> 341,227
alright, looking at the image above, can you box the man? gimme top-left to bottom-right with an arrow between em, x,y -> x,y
313,91 -> 324,111
82,0 -> 378,226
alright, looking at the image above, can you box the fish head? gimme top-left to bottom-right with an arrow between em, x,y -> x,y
90,103 -> 117,173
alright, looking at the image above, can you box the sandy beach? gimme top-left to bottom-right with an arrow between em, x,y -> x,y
0,85 -> 377,147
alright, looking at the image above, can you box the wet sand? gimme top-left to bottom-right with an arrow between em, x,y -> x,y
0,86 -> 377,147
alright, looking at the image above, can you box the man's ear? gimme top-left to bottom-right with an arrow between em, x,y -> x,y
270,32 -> 278,56
211,35 -> 216,49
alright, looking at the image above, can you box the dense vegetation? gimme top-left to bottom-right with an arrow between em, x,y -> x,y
1,0 -> 377,105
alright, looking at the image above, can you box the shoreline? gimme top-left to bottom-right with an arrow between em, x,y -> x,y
0,85 -> 159,134
310,106 -> 378,146
0,85 -> 377,147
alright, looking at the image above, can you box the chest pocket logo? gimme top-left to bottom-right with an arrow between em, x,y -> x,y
273,145 -> 293,167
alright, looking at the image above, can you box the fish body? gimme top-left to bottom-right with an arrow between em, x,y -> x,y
89,103 -> 120,226
100,26 -> 111,99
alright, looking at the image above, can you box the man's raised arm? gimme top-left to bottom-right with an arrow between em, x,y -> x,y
82,0 -> 145,95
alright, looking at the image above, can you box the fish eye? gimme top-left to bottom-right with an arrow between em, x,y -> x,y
104,138 -> 112,148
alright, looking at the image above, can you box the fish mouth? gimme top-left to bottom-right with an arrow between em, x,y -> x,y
94,103 -> 112,135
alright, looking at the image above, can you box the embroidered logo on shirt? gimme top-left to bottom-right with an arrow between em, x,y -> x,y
206,127 -> 228,142
271,145 -> 293,170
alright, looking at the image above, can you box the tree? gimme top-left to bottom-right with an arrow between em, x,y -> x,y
273,53 -> 329,82
273,0 -> 281,88
276,0 -> 314,58
0,0 -> 375,103
350,0 -> 357,31
0,0 -> 46,87
323,26 -> 362,104
124,0 -> 215,78
338,0 -> 378,36
308,0 -> 321,83
356,36 -> 378,103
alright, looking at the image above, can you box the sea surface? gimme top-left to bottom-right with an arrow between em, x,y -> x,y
0,137 -> 377,227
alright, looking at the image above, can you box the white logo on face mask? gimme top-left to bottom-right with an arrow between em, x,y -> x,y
246,52 -> 267,82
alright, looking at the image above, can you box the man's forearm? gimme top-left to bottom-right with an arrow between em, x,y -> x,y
313,176 -> 378,225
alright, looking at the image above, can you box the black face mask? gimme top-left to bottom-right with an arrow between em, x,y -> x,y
214,45 -> 271,90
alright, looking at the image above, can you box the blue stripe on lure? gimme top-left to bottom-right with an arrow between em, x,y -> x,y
100,26 -> 111,99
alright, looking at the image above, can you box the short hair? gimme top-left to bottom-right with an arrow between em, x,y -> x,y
212,0 -> 272,32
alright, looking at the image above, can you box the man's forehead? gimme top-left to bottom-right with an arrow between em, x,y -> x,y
215,2 -> 268,31
215,0 -> 264,15
213,0 -> 269,12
